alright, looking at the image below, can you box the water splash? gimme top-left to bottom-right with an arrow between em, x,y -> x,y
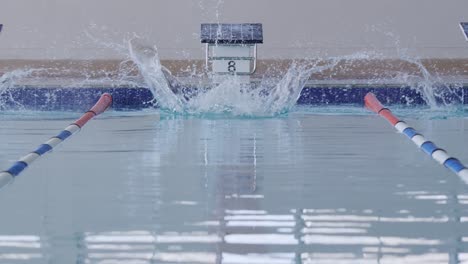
128,39 -> 187,113
369,25 -> 463,110
128,38 -> 343,117
395,55 -> 463,110
0,69 -> 39,109
0,26 -> 465,118
127,35 -> 466,117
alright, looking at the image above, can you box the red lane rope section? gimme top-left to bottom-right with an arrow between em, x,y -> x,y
364,93 -> 384,113
364,93 -> 400,126
74,93 -> 112,128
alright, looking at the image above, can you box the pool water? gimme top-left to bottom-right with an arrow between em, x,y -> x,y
0,107 -> 467,263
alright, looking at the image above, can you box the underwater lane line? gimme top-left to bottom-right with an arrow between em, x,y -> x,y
0,93 -> 112,189
364,92 -> 468,185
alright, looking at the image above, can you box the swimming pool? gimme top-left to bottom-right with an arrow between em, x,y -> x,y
0,106 -> 467,263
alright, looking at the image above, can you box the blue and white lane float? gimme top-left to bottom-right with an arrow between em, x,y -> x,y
0,93 -> 112,189
364,92 -> 468,184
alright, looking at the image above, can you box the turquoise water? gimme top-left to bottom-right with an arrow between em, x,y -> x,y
1,104 -> 467,120
0,106 -> 467,263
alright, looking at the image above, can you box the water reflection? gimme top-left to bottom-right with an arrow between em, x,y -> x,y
0,236 -> 43,261
0,116 -> 467,263
76,204 -> 465,263
75,195 -> 467,263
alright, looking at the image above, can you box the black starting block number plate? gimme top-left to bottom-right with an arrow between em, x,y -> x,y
201,23 -> 263,44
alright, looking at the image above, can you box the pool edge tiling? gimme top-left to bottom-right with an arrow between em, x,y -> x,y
0,85 -> 467,111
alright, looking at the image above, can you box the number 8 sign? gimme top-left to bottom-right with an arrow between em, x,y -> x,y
227,61 -> 236,72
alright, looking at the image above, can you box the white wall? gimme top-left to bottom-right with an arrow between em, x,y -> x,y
0,0 -> 467,60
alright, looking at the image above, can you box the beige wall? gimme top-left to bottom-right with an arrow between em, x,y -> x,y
0,0 -> 467,60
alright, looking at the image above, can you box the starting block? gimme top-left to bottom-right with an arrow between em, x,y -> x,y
201,23 -> 263,83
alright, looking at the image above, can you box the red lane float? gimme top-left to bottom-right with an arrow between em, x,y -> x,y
0,93 -> 113,189
364,92 -> 468,185
364,93 -> 400,126
74,93 -> 112,127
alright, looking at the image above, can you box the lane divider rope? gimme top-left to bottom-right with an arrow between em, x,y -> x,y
0,93 -> 112,189
364,92 -> 468,185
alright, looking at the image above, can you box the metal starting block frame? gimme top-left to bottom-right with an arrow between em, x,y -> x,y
201,23 -> 263,82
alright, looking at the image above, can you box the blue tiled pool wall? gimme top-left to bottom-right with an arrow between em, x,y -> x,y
0,85 -> 467,111
297,85 -> 467,105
